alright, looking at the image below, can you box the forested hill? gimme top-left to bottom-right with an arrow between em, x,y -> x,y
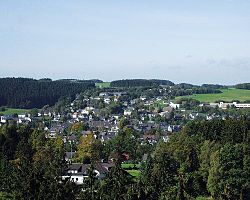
0,78 -> 95,109
110,79 -> 174,87
235,83 -> 250,90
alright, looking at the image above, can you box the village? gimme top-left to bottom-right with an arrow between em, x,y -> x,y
1,89 -> 250,185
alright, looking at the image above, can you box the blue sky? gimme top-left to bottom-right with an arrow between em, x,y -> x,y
0,0 -> 250,84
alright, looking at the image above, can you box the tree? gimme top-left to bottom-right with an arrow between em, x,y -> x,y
141,143 -> 179,199
208,143 -> 250,200
99,164 -> 134,200
75,132 -> 95,163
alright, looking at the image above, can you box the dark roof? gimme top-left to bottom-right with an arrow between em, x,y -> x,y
66,162 -> 114,175
65,152 -> 76,160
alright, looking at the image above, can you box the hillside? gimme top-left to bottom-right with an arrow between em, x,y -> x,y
0,78 -> 95,109
175,88 -> 250,103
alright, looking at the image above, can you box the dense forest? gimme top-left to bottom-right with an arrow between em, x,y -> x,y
170,87 -> 222,97
235,83 -> 250,90
110,79 -> 174,87
0,118 -> 249,199
0,78 -> 95,109
201,84 -> 228,89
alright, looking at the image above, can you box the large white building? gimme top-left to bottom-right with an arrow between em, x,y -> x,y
232,102 -> 250,108
218,102 -> 250,109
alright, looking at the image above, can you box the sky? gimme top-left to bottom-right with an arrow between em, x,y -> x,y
0,0 -> 250,85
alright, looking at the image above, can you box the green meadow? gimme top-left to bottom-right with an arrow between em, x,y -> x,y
95,82 -> 111,88
121,163 -> 141,178
121,163 -> 141,169
175,88 -> 250,103
0,108 -> 30,115
127,170 -> 141,177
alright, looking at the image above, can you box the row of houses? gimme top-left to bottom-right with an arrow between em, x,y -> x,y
0,115 -> 32,124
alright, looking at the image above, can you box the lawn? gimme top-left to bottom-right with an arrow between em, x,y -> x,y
95,82 -> 111,88
127,170 -> 141,177
121,163 -> 141,178
0,108 -> 30,115
175,88 -> 250,103
121,163 -> 141,169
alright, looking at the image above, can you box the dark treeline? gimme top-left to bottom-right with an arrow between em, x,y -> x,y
0,78 -> 95,109
176,83 -> 198,89
235,83 -> 250,90
56,79 -> 103,84
110,79 -> 174,87
201,84 -> 228,89
170,87 -> 222,97
176,83 -> 227,90
150,79 -> 175,86
193,88 -> 222,94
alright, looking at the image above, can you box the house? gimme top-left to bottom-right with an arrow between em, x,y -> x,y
72,112 -> 78,119
62,162 -> 114,185
104,98 -> 111,104
17,117 -> 32,124
169,102 -> 180,109
218,102 -> 233,109
143,134 -> 159,144
0,116 -> 13,123
99,131 -> 116,142
167,125 -> 173,132
159,111 -> 170,118
18,114 -> 26,119
124,109 -> 133,116
99,92 -> 110,97
140,96 -> 147,101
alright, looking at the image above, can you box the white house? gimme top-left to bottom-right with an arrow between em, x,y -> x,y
18,114 -> 26,119
169,102 -> 180,109
104,98 -> 111,104
1,116 -> 7,123
72,112 -> 78,119
62,163 -> 114,185
124,109 -> 133,116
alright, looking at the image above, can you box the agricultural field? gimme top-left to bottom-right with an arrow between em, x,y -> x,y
0,108 -> 30,115
95,82 -> 111,88
175,88 -> 250,103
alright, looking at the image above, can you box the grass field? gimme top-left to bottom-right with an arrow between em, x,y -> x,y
127,170 -> 141,177
95,82 -> 111,88
121,163 -> 140,169
0,108 -> 30,115
175,88 -> 250,103
121,163 -> 141,178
